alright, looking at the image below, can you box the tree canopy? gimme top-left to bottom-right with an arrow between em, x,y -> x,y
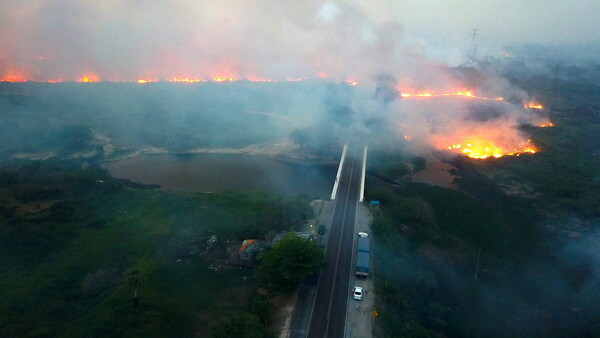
256,232 -> 325,293
210,313 -> 273,338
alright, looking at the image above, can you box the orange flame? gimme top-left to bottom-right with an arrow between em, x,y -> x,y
212,76 -> 234,82
400,90 -> 504,101
79,74 -> 98,82
137,79 -> 157,84
171,77 -> 204,83
537,122 -> 554,128
0,71 -> 337,84
525,102 -> 544,109
447,139 -> 537,159
0,70 -> 29,82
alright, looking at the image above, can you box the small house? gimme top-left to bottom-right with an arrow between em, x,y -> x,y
238,239 -> 268,261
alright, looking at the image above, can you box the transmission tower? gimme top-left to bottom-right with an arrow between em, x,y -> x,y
468,28 -> 479,63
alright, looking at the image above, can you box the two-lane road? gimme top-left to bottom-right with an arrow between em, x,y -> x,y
308,147 -> 362,338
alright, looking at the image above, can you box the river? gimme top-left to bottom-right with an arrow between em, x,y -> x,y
102,153 -> 337,197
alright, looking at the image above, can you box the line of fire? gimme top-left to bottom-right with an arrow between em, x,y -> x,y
1,70 -> 553,161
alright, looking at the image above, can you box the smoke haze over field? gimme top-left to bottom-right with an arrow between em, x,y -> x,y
0,0 -> 431,82
0,0 -> 592,158
1,3 -> 600,337
2,0 -> 599,82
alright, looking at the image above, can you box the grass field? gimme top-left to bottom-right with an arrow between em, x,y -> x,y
367,63 -> 600,337
0,160 -> 312,336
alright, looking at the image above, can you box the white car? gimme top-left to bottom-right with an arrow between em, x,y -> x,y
358,232 -> 368,238
353,286 -> 363,300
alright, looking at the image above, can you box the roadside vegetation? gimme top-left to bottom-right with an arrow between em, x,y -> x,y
368,60 -> 600,337
257,232 -> 325,294
0,160 -> 314,336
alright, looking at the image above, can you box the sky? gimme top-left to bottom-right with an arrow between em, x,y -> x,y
350,0 -> 600,46
1,0 -> 599,82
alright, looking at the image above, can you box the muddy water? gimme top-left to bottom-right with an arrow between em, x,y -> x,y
412,159 -> 458,189
102,153 -> 337,197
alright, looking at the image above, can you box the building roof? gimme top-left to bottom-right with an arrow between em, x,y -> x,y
239,239 -> 258,253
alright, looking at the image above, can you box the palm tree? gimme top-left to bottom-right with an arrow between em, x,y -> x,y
125,268 -> 144,312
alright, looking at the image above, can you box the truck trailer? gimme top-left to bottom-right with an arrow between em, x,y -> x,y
355,251 -> 369,277
357,236 -> 370,253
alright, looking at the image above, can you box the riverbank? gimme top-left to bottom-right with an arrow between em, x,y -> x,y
7,137 -> 335,168
97,135 -> 335,167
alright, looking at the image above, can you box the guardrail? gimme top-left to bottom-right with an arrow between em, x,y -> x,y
330,144 -> 347,200
359,146 -> 368,202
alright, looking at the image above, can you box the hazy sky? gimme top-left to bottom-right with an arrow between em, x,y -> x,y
350,0 -> 600,46
1,0 -> 598,82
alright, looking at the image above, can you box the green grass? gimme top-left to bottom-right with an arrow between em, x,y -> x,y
368,66 -> 600,337
0,161 -> 312,336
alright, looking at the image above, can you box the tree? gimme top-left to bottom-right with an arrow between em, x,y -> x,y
256,232 -> 325,293
411,156 -> 427,172
125,268 -> 144,313
210,313 -> 273,338
252,293 -> 272,324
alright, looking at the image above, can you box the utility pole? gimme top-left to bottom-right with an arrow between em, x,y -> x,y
468,28 -> 479,64
474,247 -> 482,279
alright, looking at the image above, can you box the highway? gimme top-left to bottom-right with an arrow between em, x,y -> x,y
307,146 -> 362,338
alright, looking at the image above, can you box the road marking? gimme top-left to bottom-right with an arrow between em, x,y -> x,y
344,163 -> 363,338
306,152 -> 345,338
324,156 -> 356,337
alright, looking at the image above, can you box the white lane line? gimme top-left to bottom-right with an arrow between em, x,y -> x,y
344,183 -> 362,338
325,156 -> 355,337
331,144 -> 347,200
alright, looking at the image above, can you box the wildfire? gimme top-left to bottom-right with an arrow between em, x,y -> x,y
0,70 -> 352,84
401,92 -> 433,97
537,122 -> 554,128
246,76 -> 274,82
80,75 -> 98,82
447,139 -> 536,159
0,70 -> 29,82
525,103 -> 544,109
137,79 -> 157,84
171,77 -> 204,83
400,90 -> 504,101
212,76 -> 234,82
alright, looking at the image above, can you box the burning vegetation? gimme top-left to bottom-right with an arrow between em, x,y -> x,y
399,90 -> 504,101
387,83 -> 546,160
447,139 -> 536,159
526,102 -> 544,109
1,68 -> 548,161
0,74 -> 358,84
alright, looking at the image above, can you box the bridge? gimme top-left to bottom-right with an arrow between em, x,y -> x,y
291,144 -> 369,338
